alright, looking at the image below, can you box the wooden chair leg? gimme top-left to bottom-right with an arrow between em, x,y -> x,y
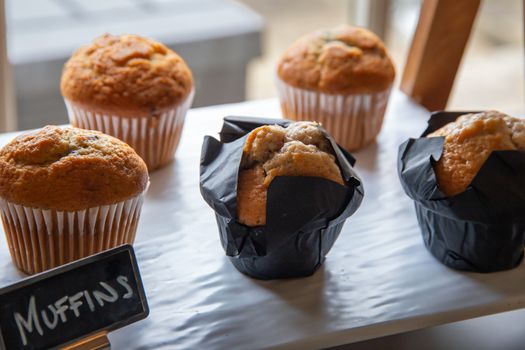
400,0 -> 480,111
0,0 -> 16,131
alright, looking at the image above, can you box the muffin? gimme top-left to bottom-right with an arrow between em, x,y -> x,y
398,111 -> 525,272
276,25 -> 395,151
0,126 -> 149,274
200,117 -> 364,279
237,122 -> 345,226
428,111 -> 525,195
61,33 -> 194,170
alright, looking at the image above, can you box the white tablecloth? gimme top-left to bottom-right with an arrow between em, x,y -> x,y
0,92 -> 524,349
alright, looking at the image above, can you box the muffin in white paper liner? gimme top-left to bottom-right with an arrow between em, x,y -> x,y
0,192 -> 145,275
64,90 -> 194,170
276,78 -> 391,151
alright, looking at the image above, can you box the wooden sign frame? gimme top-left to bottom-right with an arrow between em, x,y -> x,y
0,245 -> 149,350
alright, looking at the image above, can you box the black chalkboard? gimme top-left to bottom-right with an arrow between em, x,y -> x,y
0,245 -> 149,350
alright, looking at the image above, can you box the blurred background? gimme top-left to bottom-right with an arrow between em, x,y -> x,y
2,0 -> 524,130
241,0 -> 523,113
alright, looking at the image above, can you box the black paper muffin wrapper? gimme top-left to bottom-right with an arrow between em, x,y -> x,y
398,111 -> 525,272
200,116 -> 364,279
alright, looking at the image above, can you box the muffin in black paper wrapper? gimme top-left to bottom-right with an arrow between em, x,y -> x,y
200,116 -> 364,279
398,111 -> 525,272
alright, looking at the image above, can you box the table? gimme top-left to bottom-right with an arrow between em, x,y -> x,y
0,91 -> 524,349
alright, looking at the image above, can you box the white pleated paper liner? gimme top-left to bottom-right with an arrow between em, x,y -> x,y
0,192 -> 145,275
200,117 -> 364,279
275,78 -> 391,151
64,90 -> 194,171
398,111 -> 525,272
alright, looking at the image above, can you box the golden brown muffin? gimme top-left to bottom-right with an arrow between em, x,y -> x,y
428,111 -> 525,196
0,125 -> 149,211
277,25 -> 395,94
61,33 -> 193,117
237,122 -> 344,226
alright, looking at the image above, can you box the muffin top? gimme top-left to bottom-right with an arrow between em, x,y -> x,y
428,111 -> 525,196
61,34 -> 193,117
277,26 -> 395,94
0,126 -> 149,211
237,122 -> 344,226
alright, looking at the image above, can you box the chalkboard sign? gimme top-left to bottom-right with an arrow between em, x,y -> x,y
0,245 -> 149,350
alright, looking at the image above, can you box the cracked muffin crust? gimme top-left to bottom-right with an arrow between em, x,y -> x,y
61,33 -> 193,117
0,125 -> 149,211
237,122 -> 345,226
277,25 -> 395,94
428,111 -> 525,196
